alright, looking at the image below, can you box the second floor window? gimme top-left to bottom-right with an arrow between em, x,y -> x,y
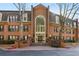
0,25 -> 4,31
23,25 -> 29,31
54,27 -> 59,32
8,25 -> 19,32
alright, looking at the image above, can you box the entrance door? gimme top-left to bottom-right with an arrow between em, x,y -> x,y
38,35 -> 43,43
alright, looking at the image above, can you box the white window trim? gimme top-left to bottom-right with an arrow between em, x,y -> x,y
0,12 -> 2,22
55,15 -> 59,24
23,13 -> 28,22
25,36 -> 27,40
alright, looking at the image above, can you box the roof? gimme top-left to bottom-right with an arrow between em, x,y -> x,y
34,4 -> 48,9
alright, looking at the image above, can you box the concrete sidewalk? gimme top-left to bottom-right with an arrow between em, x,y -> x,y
1,46 -> 71,51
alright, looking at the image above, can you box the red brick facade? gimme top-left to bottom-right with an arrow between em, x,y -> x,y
0,4 -> 79,48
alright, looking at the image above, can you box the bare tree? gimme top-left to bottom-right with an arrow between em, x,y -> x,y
56,3 -> 79,47
13,3 -> 26,48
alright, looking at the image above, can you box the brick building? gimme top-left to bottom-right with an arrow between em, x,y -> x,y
0,4 -> 78,47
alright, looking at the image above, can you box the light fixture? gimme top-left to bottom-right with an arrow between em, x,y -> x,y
49,34 -> 52,37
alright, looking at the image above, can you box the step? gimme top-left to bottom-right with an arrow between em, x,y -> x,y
31,43 -> 47,46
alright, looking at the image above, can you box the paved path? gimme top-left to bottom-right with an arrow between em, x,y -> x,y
2,46 -> 72,51
0,46 -> 79,56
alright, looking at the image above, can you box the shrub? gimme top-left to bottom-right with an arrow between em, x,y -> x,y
0,40 -> 15,44
7,40 -> 15,44
64,40 -> 76,43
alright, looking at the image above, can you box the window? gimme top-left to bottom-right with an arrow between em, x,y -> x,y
78,23 -> 79,28
56,36 -> 59,40
54,27 -> 59,32
16,26 -> 19,31
23,25 -> 29,31
23,35 -> 28,40
23,13 -> 28,22
36,16 -> 45,32
66,36 -> 71,40
70,24 -> 72,27
53,36 -> 59,40
0,25 -> 4,31
0,12 -> 2,22
9,16 -> 12,22
8,15 -> 18,22
72,37 -> 74,40
62,36 -> 64,40
27,13 -> 31,21
66,29 -> 71,34
8,25 -> 19,32
54,27 -> 55,32
74,22 -> 76,28
0,35 -> 4,40
55,16 -> 59,24
22,13 -> 31,22
65,36 -> 76,42
68,23 -> 70,25
56,27 -> 59,32
8,35 -> 19,40
73,30 -> 75,34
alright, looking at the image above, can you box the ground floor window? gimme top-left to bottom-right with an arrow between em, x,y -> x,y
0,25 -> 4,32
23,35 -> 28,40
8,35 -> 19,40
8,25 -> 19,32
52,36 -> 64,40
64,36 -> 76,42
55,36 -> 59,40
0,35 -> 16,44
23,25 -> 29,32
0,35 -> 4,40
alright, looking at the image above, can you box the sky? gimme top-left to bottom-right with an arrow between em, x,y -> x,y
0,3 -> 79,20
0,3 -> 59,14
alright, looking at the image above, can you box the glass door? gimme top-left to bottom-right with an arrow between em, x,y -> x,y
38,35 -> 43,43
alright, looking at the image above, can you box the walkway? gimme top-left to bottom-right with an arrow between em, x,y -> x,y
2,46 -> 71,51
0,46 -> 79,56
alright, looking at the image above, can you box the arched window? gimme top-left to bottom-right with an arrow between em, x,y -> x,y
36,16 -> 45,32
36,17 -> 44,25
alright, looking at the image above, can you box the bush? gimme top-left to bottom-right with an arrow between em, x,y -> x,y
51,40 -> 60,47
0,40 -> 15,44
64,40 -> 76,43
7,40 -> 15,44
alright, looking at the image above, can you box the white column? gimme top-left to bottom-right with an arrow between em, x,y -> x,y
35,34 -> 38,43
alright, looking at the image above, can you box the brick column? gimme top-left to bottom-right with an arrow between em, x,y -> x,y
4,23 -> 8,40
76,19 -> 78,41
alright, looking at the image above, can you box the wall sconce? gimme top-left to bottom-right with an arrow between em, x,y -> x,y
28,34 -> 31,37
49,34 -> 52,37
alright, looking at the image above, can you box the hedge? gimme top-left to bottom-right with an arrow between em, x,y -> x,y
0,40 -> 15,44
64,40 -> 76,43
